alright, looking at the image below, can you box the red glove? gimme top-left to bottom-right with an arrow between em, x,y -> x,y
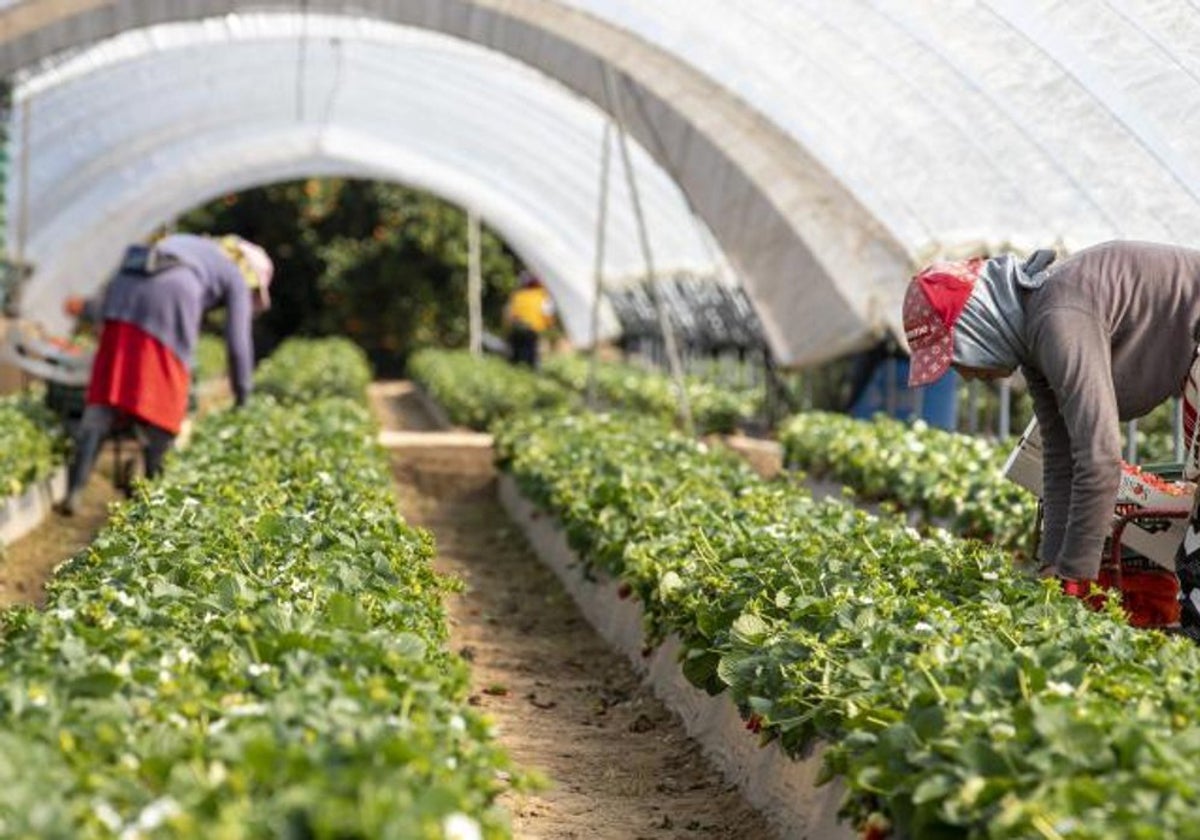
1059,577 -> 1111,611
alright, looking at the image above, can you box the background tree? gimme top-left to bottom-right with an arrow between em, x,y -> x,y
178,178 -> 523,375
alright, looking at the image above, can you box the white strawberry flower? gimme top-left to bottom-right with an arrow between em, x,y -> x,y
442,813 -> 482,840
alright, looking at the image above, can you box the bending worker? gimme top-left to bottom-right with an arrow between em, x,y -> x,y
58,233 -> 273,514
902,240 -> 1200,629
502,271 -> 556,368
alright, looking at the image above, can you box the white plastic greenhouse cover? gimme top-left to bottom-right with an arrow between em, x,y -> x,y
4,15 -> 723,343
7,1 -> 1200,366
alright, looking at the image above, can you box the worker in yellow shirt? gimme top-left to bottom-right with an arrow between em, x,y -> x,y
503,271 -> 557,368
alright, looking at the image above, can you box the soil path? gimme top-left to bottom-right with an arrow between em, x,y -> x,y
0,462 -> 120,609
371,382 -> 775,840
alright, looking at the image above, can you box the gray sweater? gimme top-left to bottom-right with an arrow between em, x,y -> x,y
1022,241 -> 1200,578
99,234 -> 254,404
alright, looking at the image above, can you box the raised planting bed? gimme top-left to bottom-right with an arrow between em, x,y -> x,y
0,467 -> 67,546
499,472 -> 850,839
254,336 -> 374,404
495,411 -> 1200,839
407,348 -> 575,431
542,352 -> 762,435
0,390 -> 71,547
0,345 -> 520,837
779,411 -> 1038,553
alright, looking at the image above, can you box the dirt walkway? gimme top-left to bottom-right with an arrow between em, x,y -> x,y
373,382 -> 775,840
0,463 -> 120,608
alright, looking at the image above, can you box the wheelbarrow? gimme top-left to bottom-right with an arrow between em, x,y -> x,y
3,320 -> 141,495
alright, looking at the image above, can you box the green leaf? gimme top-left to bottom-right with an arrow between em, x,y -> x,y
730,613 -> 770,646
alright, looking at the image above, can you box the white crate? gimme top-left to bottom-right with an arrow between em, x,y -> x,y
1003,420 -> 1193,569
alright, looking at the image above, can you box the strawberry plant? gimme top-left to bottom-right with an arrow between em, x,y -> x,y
254,336 -> 373,403
780,411 -> 1038,552
0,388 -> 69,497
542,352 -> 761,435
407,348 -> 575,431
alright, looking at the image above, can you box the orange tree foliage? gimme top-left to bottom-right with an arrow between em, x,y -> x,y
178,178 -> 521,375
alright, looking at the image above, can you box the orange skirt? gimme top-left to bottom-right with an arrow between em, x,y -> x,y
86,321 -> 190,435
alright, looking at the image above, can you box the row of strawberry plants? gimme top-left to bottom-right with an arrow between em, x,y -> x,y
0,387 -> 70,497
254,336 -> 374,404
0,359 -> 515,837
496,411 -> 1200,838
412,353 -> 1034,555
779,411 -> 1038,553
407,348 -> 575,431
541,352 -> 761,435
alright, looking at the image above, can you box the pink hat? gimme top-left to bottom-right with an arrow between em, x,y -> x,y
903,258 -> 986,387
220,236 -> 275,310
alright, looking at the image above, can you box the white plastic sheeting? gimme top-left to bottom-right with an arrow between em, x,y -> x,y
7,15 -> 719,342
7,1 -> 1200,365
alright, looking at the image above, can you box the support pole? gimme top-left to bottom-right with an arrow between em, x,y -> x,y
603,65 -> 693,434
467,210 -> 482,356
586,122 -> 613,409
998,379 -> 1012,440
1175,397 -> 1185,463
15,98 -> 30,270
1126,420 -> 1139,465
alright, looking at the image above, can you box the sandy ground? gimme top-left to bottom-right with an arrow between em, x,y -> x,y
373,381 -> 775,840
0,460 -> 121,608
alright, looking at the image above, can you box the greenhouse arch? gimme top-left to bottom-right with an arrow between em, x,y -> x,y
1,0 -> 904,366
8,2 -> 1200,364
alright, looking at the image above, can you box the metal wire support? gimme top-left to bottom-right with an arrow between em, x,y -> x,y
1175,397 -> 1185,463
602,63 -> 693,435
998,379 -> 1012,439
586,121 -> 613,409
15,96 -> 30,271
295,0 -> 311,122
467,210 -> 482,356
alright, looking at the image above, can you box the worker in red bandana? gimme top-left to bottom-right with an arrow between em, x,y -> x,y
57,233 -> 273,514
902,241 -> 1200,630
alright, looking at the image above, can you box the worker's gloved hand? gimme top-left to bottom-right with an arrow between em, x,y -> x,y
63,295 -> 87,318
1059,577 -> 1112,612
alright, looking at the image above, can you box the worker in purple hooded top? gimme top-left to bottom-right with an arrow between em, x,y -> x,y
902,241 -> 1200,630
57,233 -> 274,515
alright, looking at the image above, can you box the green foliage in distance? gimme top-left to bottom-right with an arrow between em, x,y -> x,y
408,348 -> 575,431
254,337 -> 373,405
177,179 -> 522,374
0,388 -> 70,497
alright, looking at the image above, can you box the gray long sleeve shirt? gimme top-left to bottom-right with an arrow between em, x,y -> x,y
99,234 -> 255,404
1021,241 -> 1200,578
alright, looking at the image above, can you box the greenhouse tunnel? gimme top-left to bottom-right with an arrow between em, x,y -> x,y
7,1 -> 1200,368
9,4 -> 1200,836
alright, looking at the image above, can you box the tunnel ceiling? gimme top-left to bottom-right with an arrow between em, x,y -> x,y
7,1 -> 1200,365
